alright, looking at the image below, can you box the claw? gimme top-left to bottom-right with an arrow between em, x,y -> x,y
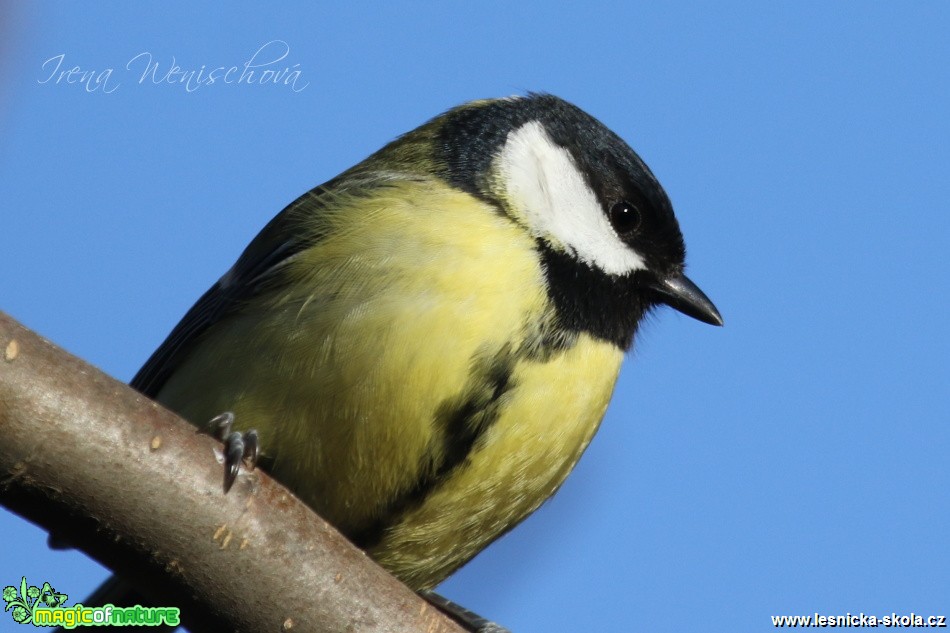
210,411 -> 236,441
208,412 -> 260,492
243,430 -> 260,471
418,590 -> 511,633
223,431 -> 245,492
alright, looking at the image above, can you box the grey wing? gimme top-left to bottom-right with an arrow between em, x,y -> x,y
130,188 -> 330,398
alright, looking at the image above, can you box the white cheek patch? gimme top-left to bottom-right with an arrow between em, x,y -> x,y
497,121 -> 647,276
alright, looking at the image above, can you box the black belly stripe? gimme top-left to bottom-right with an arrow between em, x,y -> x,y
347,346 -> 516,550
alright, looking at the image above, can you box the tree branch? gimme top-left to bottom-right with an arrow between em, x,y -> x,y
0,311 -> 463,633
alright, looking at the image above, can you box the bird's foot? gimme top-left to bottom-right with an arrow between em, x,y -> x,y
209,412 -> 259,492
418,590 -> 511,633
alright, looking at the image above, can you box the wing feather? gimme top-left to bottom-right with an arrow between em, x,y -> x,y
130,187 -> 330,396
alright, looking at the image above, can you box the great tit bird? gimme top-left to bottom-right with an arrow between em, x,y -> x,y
94,93 -> 720,627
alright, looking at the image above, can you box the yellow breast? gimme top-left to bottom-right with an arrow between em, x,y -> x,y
372,334 -> 622,589
155,182 -> 624,589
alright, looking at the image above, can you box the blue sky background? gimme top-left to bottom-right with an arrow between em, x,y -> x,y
2,3 -> 948,631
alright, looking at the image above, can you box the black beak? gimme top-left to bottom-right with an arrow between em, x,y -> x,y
644,272 -> 723,326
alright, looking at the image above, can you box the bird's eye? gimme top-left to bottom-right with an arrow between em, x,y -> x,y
609,200 -> 641,237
